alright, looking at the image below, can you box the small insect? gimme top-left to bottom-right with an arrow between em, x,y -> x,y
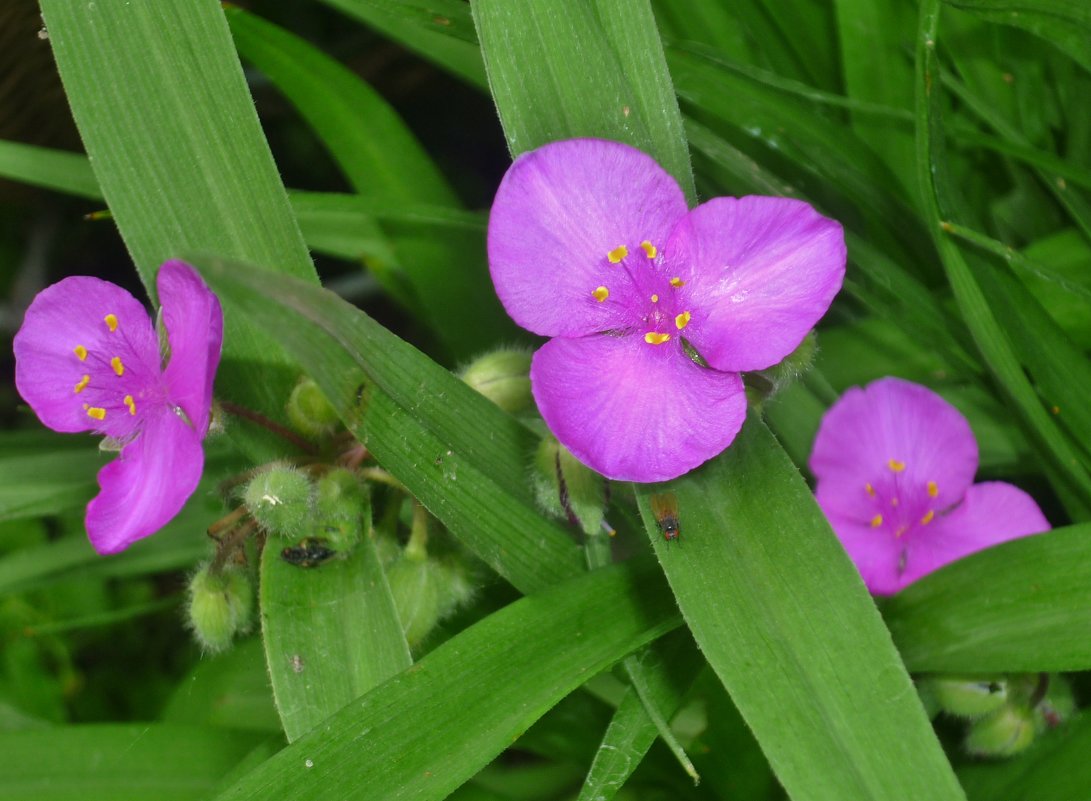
281,537 -> 338,568
650,492 -> 681,543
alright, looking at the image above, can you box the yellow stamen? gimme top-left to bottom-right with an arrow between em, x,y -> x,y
104,313 -> 118,332
891,497 -> 899,507
669,277 -> 684,288
639,240 -> 657,259
607,245 -> 628,263
888,458 -> 906,472
74,374 -> 91,394
675,311 -> 691,330
124,395 -> 136,415
895,525 -> 909,538
920,510 -> 935,525
592,286 -> 609,302
650,294 -> 659,303
865,482 -> 875,497
74,345 -> 88,361
86,406 -> 106,421
927,481 -> 938,498
110,356 -> 124,377
870,514 -> 883,528
644,332 -> 671,345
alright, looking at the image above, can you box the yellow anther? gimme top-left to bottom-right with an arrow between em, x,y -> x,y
639,240 -> 657,259
74,375 -> 91,394
920,510 -> 935,525
104,313 -> 118,332
592,286 -> 609,302
927,481 -> 938,498
865,482 -> 876,497
110,356 -> 125,377
124,395 -> 137,416
644,332 -> 671,345
891,497 -> 900,508
607,245 -> 628,263
675,311 -> 691,330
86,406 -> 106,421
669,277 -> 684,288
870,514 -> 883,528
888,458 -> 906,472
74,345 -> 88,361
895,525 -> 909,538
650,294 -> 659,303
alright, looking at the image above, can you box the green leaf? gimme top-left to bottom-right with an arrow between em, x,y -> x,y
883,523 -> 1091,672
213,557 -> 679,801
0,724 -> 270,801
914,0 -> 1091,509
945,0 -> 1091,73
472,0 -> 696,202
0,432 -> 103,522
635,418 -> 965,801
39,0 -> 318,454
260,521 -> 411,742
0,139 -> 98,200
191,256 -> 584,594
318,0 -> 487,88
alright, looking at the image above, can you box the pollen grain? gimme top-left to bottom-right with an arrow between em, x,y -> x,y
110,356 -> 125,377
607,245 -> 628,264
74,375 -> 91,394
104,313 -> 118,332
592,286 -> 609,302
86,406 -> 107,421
644,332 -> 671,345
74,345 -> 88,361
675,311 -> 691,330
870,514 -> 883,528
124,395 -> 137,415
887,458 -> 906,472
639,240 -> 657,259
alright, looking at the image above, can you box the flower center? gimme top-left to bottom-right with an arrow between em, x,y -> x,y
591,239 -> 691,346
863,458 -> 939,541
71,311 -> 162,438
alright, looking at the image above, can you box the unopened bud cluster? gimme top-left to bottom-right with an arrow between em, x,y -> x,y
187,563 -> 254,653
921,673 -> 1075,758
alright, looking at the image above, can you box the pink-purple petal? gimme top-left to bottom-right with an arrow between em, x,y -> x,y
85,408 -> 205,554
488,139 -> 688,338
14,276 -> 158,435
530,334 -> 746,482
822,510 -> 905,596
899,481 -> 1050,590
666,196 -> 845,372
158,261 -> 224,435
810,378 -> 978,517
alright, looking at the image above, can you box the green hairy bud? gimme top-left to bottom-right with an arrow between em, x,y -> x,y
965,705 -> 1036,758
532,437 -> 606,537
244,465 -> 314,537
187,563 -> 254,654
286,376 -> 341,436
924,676 -> 1008,720
459,349 -> 533,414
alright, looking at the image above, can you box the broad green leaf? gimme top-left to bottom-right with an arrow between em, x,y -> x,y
0,432 -> 102,522
883,524 -> 1091,672
635,418 -> 965,801
261,521 -> 411,742
318,0 -> 487,88
959,713 -> 1091,801
945,0 -> 1091,73
914,0 -> 1091,509
191,256 -> 584,594
0,724 -> 269,801
39,0 -> 318,454
472,0 -> 696,203
213,557 -> 679,801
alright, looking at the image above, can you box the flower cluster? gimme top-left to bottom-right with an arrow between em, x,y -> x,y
487,138 -> 846,482
14,260 -> 223,554
810,377 -> 1049,594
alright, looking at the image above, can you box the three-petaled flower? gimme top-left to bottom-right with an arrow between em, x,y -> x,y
14,260 -> 223,554
810,377 -> 1050,595
488,138 -> 846,481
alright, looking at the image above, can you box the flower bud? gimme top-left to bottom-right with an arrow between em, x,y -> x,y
459,349 -> 533,414
1035,674 -> 1075,731
244,466 -> 313,537
386,556 -> 442,649
312,469 -> 367,553
187,563 -> 254,653
965,704 -> 1036,758
924,676 -> 1008,720
747,331 -> 817,401
286,376 -> 341,437
532,437 -> 606,537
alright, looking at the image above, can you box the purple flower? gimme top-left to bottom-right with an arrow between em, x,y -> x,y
14,261 -> 223,554
488,138 -> 846,481
810,377 -> 1050,595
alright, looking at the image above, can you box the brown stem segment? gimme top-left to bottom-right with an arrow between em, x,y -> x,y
219,400 -> 319,454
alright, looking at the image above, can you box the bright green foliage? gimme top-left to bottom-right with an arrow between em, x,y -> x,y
4,0 -> 1091,799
